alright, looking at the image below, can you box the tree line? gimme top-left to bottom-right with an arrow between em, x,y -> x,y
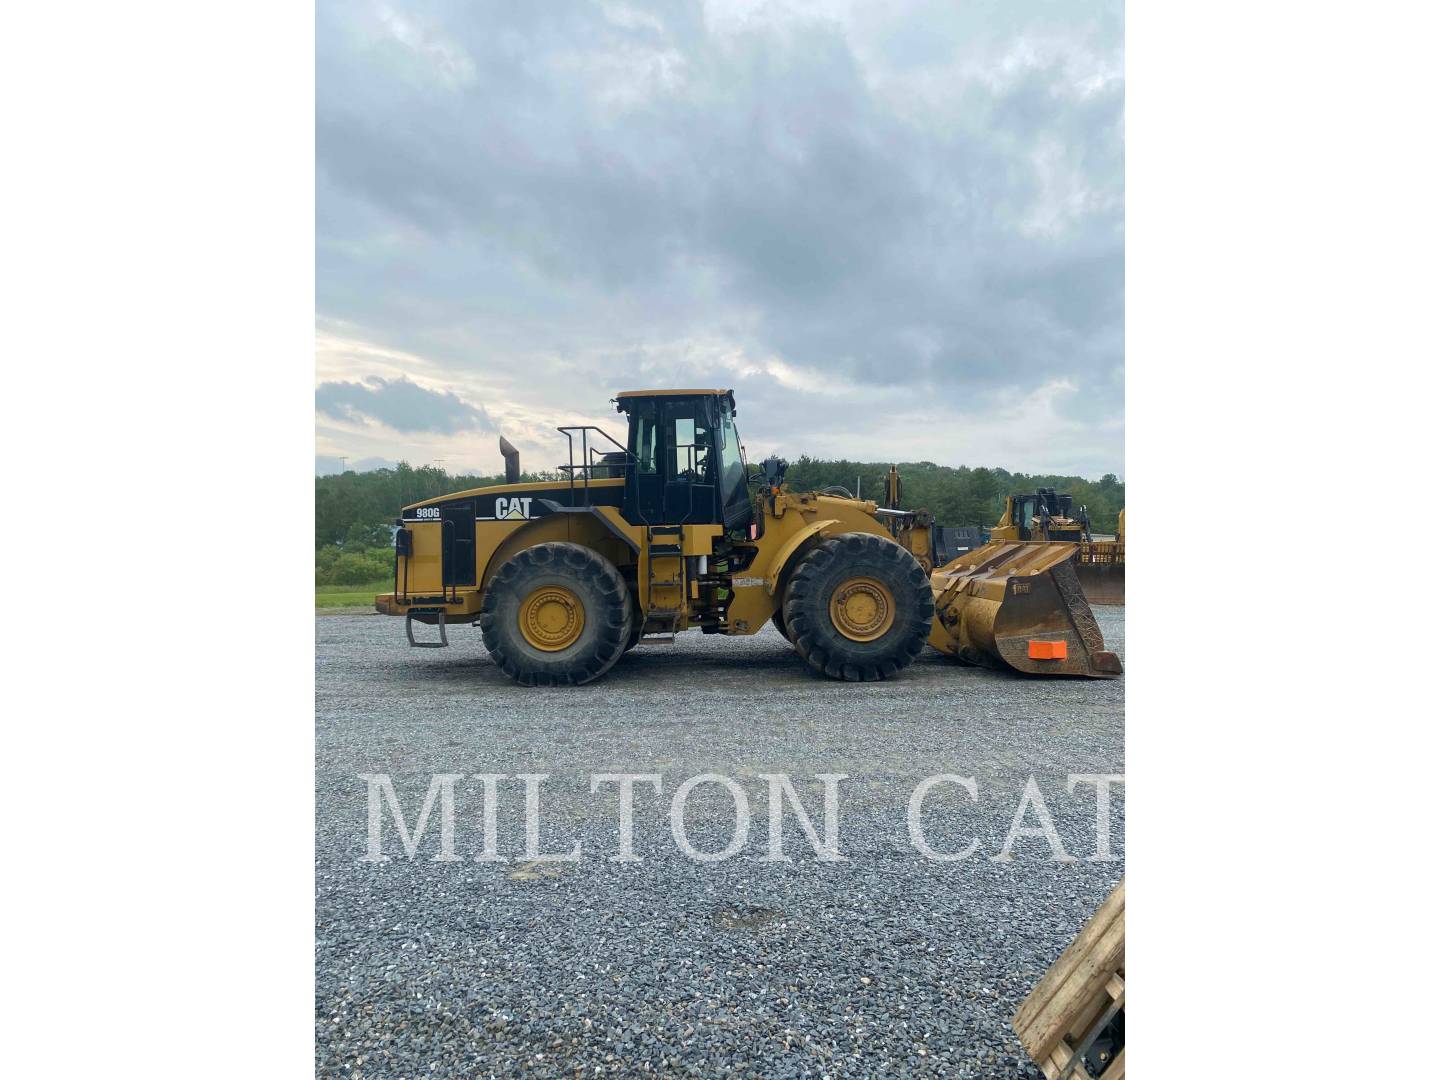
782,456 -> 1124,535
315,459 -> 1123,585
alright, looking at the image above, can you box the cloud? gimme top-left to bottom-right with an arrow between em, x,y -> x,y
315,454 -> 400,476
315,375 -> 494,434
316,0 -> 1124,477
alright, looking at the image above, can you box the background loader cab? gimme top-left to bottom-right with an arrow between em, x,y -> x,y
995,488 -> 1091,543
614,390 -> 752,531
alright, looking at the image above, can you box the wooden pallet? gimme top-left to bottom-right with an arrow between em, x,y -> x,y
1013,878 -> 1125,1079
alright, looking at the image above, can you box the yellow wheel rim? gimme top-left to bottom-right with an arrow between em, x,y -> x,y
829,576 -> 895,642
519,585 -> 586,651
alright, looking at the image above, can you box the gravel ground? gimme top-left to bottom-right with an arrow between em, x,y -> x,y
317,608 -> 1124,1078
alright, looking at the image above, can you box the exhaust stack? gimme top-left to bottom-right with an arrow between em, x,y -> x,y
499,436 -> 520,484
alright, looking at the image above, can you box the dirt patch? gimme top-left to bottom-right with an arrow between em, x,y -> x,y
712,906 -> 785,930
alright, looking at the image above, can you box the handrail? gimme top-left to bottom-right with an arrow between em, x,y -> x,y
556,425 -> 639,511
440,517 -> 458,603
555,423 -> 719,527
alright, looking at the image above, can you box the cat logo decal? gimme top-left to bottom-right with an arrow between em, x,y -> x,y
495,496 -> 533,520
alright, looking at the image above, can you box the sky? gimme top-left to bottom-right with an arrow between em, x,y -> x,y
316,0 -> 1123,479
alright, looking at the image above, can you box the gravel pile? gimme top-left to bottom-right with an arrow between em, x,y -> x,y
317,609 -> 1125,1077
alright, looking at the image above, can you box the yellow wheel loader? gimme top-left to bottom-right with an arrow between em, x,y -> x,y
376,389 -> 1120,685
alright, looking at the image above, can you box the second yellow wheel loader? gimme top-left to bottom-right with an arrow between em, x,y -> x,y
376,389 -> 1120,686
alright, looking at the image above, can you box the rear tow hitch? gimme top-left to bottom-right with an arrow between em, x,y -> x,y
405,608 -> 449,648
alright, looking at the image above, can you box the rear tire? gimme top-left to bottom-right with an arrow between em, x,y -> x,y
479,543 -> 633,686
770,608 -> 792,642
623,591 -> 643,653
783,532 -> 933,681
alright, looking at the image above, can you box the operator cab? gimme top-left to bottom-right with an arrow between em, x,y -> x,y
1012,488 -> 1088,542
614,389 -> 752,530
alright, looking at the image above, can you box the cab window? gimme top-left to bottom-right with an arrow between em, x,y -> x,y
636,413 -> 657,474
718,413 -> 745,505
666,408 -> 712,482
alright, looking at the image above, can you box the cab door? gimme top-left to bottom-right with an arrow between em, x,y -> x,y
626,402 -> 664,523
622,396 -> 722,525
662,411 -> 717,523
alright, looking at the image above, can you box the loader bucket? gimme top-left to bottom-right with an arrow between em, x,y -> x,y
1076,541 -> 1125,606
929,541 -> 1122,678
1075,561 -> 1125,606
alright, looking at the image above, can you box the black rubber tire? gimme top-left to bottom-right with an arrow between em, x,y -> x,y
770,608 -> 792,642
479,543 -> 633,686
622,590 -> 643,653
782,532 -> 934,681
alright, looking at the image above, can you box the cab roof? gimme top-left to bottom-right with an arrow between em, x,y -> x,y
614,388 -> 731,398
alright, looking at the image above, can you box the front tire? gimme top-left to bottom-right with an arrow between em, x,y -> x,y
479,543 -> 633,686
782,532 -> 933,681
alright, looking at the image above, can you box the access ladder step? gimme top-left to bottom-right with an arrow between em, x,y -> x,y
639,608 -> 681,644
405,609 -> 449,648
646,525 -> 684,557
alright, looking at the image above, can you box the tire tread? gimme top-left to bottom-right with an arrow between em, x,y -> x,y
783,532 -> 933,682
478,542 -> 632,686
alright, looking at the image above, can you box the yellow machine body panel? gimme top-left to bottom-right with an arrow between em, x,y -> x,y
723,492 -> 895,634
990,497 -> 1020,543
378,470 -> 730,632
402,521 -> 444,595
378,478 -> 634,621
763,519 -> 839,594
433,477 -> 625,505
480,511 -> 638,585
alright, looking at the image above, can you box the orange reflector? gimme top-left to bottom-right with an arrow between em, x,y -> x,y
1028,640 -> 1068,661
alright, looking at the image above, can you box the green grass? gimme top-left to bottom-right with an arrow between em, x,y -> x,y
316,579 -> 391,610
